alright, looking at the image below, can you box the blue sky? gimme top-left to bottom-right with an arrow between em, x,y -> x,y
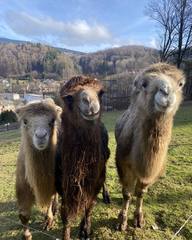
0,0 -> 158,52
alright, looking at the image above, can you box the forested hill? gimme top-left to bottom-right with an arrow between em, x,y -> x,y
78,45 -> 159,78
0,40 -> 160,80
0,42 -> 81,79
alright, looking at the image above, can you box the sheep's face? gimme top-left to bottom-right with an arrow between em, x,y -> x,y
133,65 -> 185,116
16,99 -> 61,151
21,114 -> 56,150
78,87 -> 102,121
64,86 -> 104,122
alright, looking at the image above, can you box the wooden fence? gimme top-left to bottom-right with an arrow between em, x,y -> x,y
0,122 -> 19,132
102,79 -> 132,110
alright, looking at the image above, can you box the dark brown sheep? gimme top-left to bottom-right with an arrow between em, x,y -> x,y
55,76 -> 110,240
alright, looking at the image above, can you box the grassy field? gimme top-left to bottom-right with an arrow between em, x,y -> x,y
0,105 -> 192,240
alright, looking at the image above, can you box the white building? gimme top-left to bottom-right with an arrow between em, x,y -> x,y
23,93 -> 43,103
3,93 -> 20,101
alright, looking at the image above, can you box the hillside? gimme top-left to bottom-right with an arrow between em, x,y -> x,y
0,39 -> 160,80
0,37 -> 84,56
78,45 -> 160,78
0,42 -> 80,79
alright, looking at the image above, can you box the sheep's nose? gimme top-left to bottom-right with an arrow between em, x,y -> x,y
35,129 -> 47,139
90,102 -> 100,115
159,83 -> 170,96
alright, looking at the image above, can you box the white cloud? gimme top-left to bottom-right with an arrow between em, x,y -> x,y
149,37 -> 158,49
4,11 -> 112,46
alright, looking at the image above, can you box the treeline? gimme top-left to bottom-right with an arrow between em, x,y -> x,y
0,110 -> 17,124
0,43 -> 160,80
78,45 -> 160,77
0,43 -> 80,79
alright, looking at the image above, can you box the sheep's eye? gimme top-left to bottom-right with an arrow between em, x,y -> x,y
98,90 -> 104,98
142,81 -> 148,88
179,81 -> 184,87
82,97 -> 89,104
23,119 -> 28,125
49,118 -> 55,126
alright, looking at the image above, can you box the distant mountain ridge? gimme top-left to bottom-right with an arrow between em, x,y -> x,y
0,37 -> 85,55
0,37 -> 29,44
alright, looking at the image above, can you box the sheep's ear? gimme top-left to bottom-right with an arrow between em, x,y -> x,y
133,76 -> 149,91
132,78 -> 140,92
43,98 -> 55,105
56,106 -> 62,115
98,89 -> 105,98
62,95 -> 73,110
15,105 -> 26,119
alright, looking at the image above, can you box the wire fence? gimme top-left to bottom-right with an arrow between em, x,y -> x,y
0,213 -> 191,239
0,215 -> 60,239
171,214 -> 192,240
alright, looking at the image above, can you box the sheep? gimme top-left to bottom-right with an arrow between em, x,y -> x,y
115,63 -> 185,231
55,76 -> 110,240
15,99 -> 61,240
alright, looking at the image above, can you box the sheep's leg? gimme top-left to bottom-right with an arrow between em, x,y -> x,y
116,165 -> 136,231
134,181 -> 148,228
79,201 -> 96,239
43,194 -> 56,231
116,186 -> 131,231
17,187 -> 34,240
19,214 -> 32,240
16,167 -> 35,240
102,183 -> 111,204
43,194 -> 58,230
61,204 -> 71,240
52,193 -> 58,216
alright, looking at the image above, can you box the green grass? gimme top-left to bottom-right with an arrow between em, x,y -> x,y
0,105 -> 192,240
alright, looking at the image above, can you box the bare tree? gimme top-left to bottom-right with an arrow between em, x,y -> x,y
146,0 -> 192,67
146,0 -> 176,61
173,0 -> 192,67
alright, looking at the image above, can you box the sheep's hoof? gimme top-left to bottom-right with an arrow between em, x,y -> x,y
116,212 -> 127,231
23,230 -> 32,240
43,217 -> 54,231
79,227 -> 92,240
23,235 -> 32,240
102,190 -> 111,204
79,230 -> 91,240
134,212 -> 145,228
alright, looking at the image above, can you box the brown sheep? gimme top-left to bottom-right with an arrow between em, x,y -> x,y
16,99 -> 61,240
55,76 -> 110,240
115,63 -> 185,231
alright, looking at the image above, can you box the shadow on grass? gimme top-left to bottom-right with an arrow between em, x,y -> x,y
93,216 -> 118,231
146,189 -> 192,205
97,196 -> 122,207
0,200 -> 63,240
154,210 -> 192,239
0,201 -> 20,240
0,201 -> 17,213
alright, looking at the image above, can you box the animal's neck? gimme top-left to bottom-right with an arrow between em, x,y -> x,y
60,114 -> 101,184
143,113 -> 173,140
137,113 -> 173,182
62,113 -> 100,144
